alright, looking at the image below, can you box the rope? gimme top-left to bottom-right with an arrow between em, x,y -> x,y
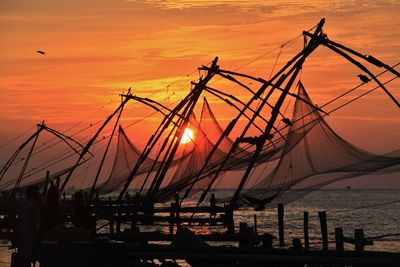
0,71 -> 195,187
268,46 -> 283,80
207,23 -> 317,88
203,72 -> 399,196
0,125 -> 36,151
258,74 -> 399,156
327,76 -> 398,114
365,232 -> 400,240
12,93 -> 122,161
295,61 -> 400,123
4,67 -> 198,170
232,24 -> 317,73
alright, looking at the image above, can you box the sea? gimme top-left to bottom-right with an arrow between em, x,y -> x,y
0,189 -> 399,267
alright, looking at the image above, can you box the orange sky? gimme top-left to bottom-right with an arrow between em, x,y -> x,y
1,1 -> 399,188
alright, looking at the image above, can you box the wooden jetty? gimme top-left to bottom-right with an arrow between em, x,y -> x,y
2,196 -> 398,266
36,227 -> 400,267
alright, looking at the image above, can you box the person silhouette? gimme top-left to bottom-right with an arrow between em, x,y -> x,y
289,238 -> 305,267
291,237 -> 303,251
260,233 -> 275,249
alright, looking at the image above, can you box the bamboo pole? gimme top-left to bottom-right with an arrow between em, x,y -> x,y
304,211 -> 310,249
278,203 -> 285,247
335,227 -> 344,252
318,211 -> 328,251
355,229 -> 364,252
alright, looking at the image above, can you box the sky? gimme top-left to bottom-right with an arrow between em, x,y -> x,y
0,0 -> 399,188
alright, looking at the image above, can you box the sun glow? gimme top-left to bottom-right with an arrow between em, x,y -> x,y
180,128 -> 194,144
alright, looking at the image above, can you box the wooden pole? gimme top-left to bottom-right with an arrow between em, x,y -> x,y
109,197 -> 114,234
90,107 -> 124,197
147,58 -> 219,200
61,99 -> 129,191
303,31 -> 400,78
226,207 -> 235,234
44,170 -> 50,198
228,19 -> 325,209
175,193 -> 180,230
131,194 -> 138,231
318,211 -> 328,251
324,42 -> 400,108
239,222 -> 246,248
335,227 -> 344,252
13,126 -> 43,195
303,211 -> 310,249
355,229 -> 364,252
116,208 -> 121,233
278,203 -> 285,247
253,214 -> 258,234
169,202 -> 174,235
56,176 -> 60,190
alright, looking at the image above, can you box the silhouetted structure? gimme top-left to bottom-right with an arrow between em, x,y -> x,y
17,185 -> 40,267
209,193 -> 217,219
40,186 -> 66,238
72,191 -> 95,234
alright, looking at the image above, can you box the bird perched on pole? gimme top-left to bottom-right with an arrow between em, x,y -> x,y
357,74 -> 370,83
36,50 -> 45,55
282,117 -> 293,126
238,133 -> 273,146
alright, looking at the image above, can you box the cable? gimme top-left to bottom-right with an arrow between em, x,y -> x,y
365,232 -> 400,240
0,125 -> 36,151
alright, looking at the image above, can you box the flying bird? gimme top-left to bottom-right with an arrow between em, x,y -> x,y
357,74 -> 370,83
36,50 -> 45,55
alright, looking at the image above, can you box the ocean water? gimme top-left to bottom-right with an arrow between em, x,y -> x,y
0,190 -> 399,267
234,189 -> 400,252
175,189 -> 400,251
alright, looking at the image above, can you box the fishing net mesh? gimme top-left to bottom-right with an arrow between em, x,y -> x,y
99,82 -> 400,208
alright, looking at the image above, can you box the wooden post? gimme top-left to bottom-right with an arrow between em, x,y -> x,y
108,197 -> 114,234
169,202 -> 174,235
116,200 -> 122,233
239,222 -> 248,249
225,206 -> 235,234
354,229 -> 364,252
116,212 -> 121,233
44,170 -> 50,198
56,176 -> 60,190
318,211 -> 328,251
175,193 -> 181,230
335,227 -> 344,252
278,203 -> 285,247
303,211 -> 309,249
253,214 -> 258,234
131,194 -> 138,231
109,220 -> 114,234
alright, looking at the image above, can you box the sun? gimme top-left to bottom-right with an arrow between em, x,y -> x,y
180,128 -> 194,144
